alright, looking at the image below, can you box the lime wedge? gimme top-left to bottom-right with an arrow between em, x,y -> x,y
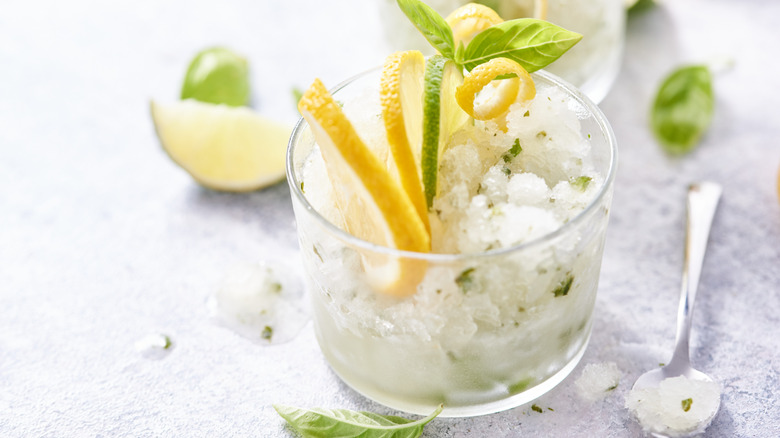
421,56 -> 468,208
150,99 -> 290,192
181,47 -> 250,107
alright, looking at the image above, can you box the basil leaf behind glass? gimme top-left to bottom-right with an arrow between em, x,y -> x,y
651,65 -> 714,154
396,0 -> 455,59
461,19 -> 582,72
273,404 -> 443,438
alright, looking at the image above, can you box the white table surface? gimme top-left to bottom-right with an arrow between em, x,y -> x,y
2,1 -> 779,436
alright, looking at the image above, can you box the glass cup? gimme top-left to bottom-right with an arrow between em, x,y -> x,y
287,68 -> 617,417
379,0 -> 625,103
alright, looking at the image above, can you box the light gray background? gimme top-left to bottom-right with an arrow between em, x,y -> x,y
1,1 -> 778,436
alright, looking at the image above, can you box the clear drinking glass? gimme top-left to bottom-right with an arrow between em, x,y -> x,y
379,0 -> 625,103
287,69 -> 617,417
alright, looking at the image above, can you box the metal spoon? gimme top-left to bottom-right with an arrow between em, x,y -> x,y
631,182 -> 722,436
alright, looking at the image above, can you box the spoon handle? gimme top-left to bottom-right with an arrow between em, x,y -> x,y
670,182 -> 722,367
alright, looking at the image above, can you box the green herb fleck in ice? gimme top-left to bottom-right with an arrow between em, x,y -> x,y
455,267 -> 476,292
273,404 -> 443,438
509,377 -> 534,394
312,245 -> 324,263
261,325 -> 273,341
681,398 -> 693,412
651,65 -> 714,154
571,176 -> 592,191
503,138 -> 523,162
553,275 -> 574,297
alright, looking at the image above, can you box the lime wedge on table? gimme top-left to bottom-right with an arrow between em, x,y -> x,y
150,99 -> 290,192
421,55 -> 468,208
181,47 -> 250,107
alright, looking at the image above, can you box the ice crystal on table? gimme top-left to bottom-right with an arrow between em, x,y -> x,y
575,362 -> 621,401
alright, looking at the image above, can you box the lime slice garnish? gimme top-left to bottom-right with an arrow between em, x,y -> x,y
421,55 -> 468,208
181,47 -> 250,107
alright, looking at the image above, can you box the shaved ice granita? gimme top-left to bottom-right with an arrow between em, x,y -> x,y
287,0 -> 617,416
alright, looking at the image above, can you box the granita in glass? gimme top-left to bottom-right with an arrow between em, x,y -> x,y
287,0 -> 617,416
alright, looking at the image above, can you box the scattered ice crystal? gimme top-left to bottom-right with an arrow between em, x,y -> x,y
626,375 -> 721,437
575,362 -> 621,401
210,262 -> 309,345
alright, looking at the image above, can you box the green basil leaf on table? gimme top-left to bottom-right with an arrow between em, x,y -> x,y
396,0 -> 455,59
273,403 -> 443,438
461,19 -> 582,72
651,65 -> 714,154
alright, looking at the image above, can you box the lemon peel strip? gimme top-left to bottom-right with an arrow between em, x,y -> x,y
455,57 -> 536,121
446,3 -> 504,47
380,51 -> 430,233
298,78 -> 430,255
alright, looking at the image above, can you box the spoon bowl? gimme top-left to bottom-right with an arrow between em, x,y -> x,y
630,182 -> 723,437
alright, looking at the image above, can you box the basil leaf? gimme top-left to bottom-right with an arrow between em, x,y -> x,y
462,19 -> 582,72
629,0 -> 655,13
651,65 -> 714,154
474,0 -> 503,15
396,0 -> 455,59
273,403 -> 443,438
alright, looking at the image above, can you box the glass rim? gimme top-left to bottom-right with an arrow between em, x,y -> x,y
286,67 -> 618,263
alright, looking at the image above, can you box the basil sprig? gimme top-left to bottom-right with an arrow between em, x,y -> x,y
651,65 -> 714,154
273,404 -> 443,438
396,0 -> 581,72
396,0 -> 455,59
462,19 -> 582,72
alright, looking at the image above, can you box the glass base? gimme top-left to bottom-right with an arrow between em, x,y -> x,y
323,328 -> 592,418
